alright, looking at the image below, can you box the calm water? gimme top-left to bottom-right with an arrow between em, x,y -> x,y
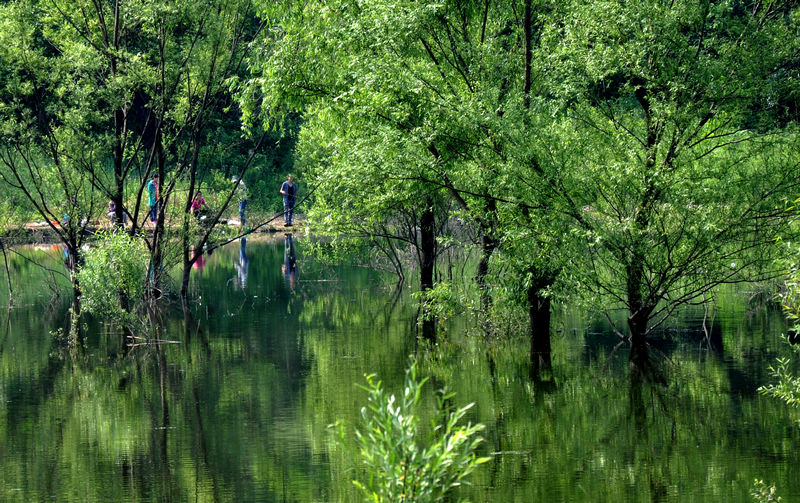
0,237 -> 798,502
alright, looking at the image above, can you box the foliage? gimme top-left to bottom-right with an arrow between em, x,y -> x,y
760,350 -> 800,409
759,248 -> 800,412
413,281 -> 473,335
0,0 -> 297,302
77,231 -> 150,327
544,0 -> 800,340
336,357 -> 490,503
752,479 -> 782,503
246,0 -> 532,290
246,0 -> 800,357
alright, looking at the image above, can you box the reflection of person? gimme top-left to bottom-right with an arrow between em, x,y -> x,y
234,237 -> 249,289
147,174 -> 159,224
282,234 -> 297,290
279,174 -> 296,227
233,177 -> 248,228
191,246 -> 206,274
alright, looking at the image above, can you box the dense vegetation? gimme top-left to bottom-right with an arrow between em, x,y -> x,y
0,0 -> 798,386
244,0 -> 800,379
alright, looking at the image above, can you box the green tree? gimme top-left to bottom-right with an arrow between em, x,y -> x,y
0,0 -> 281,307
0,0 -> 103,303
247,0 -> 575,362
546,0 -> 800,362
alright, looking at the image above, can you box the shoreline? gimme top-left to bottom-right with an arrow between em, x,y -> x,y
1,218 -> 305,247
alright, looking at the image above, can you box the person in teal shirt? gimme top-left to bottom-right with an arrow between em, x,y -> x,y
147,174 -> 159,223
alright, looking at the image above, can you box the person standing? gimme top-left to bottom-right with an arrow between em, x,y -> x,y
279,174 -> 296,226
233,177 -> 248,227
147,174 -> 159,224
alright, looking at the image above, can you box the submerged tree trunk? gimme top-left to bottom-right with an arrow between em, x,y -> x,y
527,268 -> 553,381
476,199 -> 498,317
420,202 -> 435,291
67,296 -> 81,345
65,238 -> 81,305
66,239 -> 82,343
420,200 -> 437,341
0,239 -> 12,305
625,257 -> 653,367
628,309 -> 651,367
180,261 -> 193,300
476,234 -> 497,296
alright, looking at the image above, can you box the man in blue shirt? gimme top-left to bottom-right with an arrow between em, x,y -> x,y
279,174 -> 296,226
232,176 -> 248,227
147,174 -> 159,224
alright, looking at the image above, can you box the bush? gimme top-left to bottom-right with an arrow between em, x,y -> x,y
760,250 -> 800,412
335,357 -> 490,503
752,479 -> 782,503
77,231 -> 150,328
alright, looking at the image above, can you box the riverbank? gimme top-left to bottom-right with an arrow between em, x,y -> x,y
1,217 -> 305,246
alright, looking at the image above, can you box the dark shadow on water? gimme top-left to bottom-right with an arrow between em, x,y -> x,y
627,344 -> 673,503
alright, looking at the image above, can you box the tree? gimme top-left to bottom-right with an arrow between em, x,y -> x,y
0,0 -> 103,305
247,0 -> 574,361
0,0 -> 276,308
547,0 -> 800,362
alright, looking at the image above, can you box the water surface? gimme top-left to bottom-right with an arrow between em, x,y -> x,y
0,237 -> 797,502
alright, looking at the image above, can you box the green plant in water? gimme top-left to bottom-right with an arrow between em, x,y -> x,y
751,479 -> 782,503
753,245 -> 800,502
77,231 -> 150,330
337,357 -> 490,503
413,282 -> 464,328
760,250 -> 800,414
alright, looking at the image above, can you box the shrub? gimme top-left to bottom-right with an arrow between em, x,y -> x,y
336,357 -> 490,503
77,231 -> 150,328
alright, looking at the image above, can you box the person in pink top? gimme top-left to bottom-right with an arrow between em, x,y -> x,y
191,190 -> 209,218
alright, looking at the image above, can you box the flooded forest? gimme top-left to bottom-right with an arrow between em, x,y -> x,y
0,1 -> 799,502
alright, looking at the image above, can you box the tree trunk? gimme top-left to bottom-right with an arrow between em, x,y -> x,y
0,239 -> 12,305
65,238 -> 81,302
68,296 -> 81,344
179,135 -> 202,302
476,199 -> 498,316
180,262 -> 192,299
477,233 -> 498,311
523,0 -> 532,109
626,256 -> 654,367
420,202 -> 435,291
111,2 -> 125,229
420,200 -> 436,341
150,134 -> 166,299
527,270 -> 553,381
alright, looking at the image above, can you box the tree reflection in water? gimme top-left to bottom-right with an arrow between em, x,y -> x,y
0,240 -> 797,502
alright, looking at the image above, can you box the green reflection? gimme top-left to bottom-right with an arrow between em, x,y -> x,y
0,239 -> 797,502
